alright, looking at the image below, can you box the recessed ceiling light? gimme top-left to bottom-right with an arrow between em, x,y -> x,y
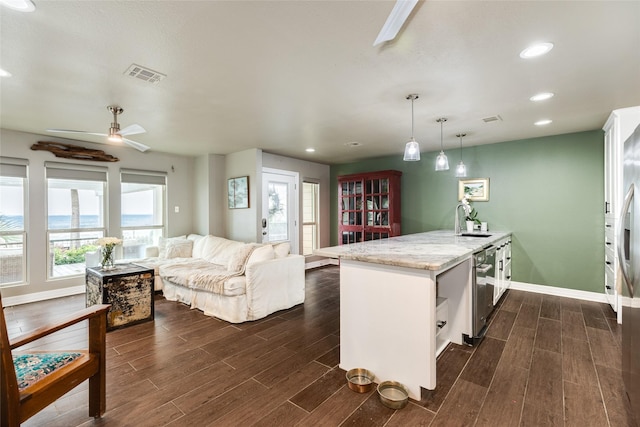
534,119 -> 553,126
530,92 -> 554,102
520,42 -> 554,59
305,148 -> 315,153
0,68 -> 11,78
0,0 -> 35,12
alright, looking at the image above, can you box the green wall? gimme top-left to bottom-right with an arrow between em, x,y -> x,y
330,130 -> 604,293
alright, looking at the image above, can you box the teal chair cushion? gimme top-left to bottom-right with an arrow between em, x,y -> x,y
13,352 -> 82,390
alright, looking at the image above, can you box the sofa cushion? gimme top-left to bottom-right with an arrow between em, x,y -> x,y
202,236 -> 246,266
247,244 -> 275,265
164,239 -> 193,259
273,242 -> 291,258
191,234 -> 209,259
160,259 -> 247,296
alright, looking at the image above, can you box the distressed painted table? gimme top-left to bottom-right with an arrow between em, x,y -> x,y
86,263 -> 154,330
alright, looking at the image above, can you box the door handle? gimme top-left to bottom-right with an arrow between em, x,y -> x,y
617,184 -> 634,296
476,264 -> 492,274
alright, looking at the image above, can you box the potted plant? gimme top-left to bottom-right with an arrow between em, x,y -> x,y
465,206 -> 481,233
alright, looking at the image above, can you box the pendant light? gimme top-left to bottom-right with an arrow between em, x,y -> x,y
455,133 -> 467,177
435,118 -> 449,171
403,94 -> 420,161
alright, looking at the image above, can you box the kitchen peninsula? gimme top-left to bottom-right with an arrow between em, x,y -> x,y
315,230 -> 512,399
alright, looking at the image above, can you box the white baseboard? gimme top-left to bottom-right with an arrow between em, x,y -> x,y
3,285 -> 86,307
510,281 -> 607,304
305,258 -> 339,270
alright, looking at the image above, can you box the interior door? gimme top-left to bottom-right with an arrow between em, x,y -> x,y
262,169 -> 299,254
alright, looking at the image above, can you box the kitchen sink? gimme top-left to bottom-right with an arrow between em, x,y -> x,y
461,233 -> 492,238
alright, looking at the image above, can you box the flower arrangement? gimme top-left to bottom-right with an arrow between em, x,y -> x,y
95,237 -> 122,270
460,197 -> 482,232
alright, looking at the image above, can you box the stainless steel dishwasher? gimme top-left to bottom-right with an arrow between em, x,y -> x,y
464,245 -> 496,345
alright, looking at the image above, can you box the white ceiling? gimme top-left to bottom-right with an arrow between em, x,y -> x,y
1,1 -> 639,164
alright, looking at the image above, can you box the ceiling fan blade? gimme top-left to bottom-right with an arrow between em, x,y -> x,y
123,138 -> 150,152
47,129 -> 107,137
373,0 -> 419,46
119,124 -> 146,136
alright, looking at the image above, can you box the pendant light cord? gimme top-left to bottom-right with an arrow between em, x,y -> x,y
411,97 -> 415,139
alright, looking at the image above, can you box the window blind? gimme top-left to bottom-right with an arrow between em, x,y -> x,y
0,157 -> 28,178
45,161 -> 107,182
120,169 -> 167,186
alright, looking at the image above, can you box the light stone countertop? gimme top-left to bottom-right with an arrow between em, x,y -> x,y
314,230 -> 512,272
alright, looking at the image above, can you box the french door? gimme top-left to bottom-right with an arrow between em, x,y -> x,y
261,168 -> 299,254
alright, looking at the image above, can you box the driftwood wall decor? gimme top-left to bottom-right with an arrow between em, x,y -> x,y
31,141 -> 119,162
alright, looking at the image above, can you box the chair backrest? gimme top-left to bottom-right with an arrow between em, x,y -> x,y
0,293 -> 21,426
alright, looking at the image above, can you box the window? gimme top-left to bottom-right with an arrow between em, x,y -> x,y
0,158 -> 28,286
302,181 -> 319,256
120,170 -> 166,259
46,162 -> 107,279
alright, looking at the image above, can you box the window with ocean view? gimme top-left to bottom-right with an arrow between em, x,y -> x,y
0,158 -> 28,286
46,162 -> 107,279
121,170 -> 166,259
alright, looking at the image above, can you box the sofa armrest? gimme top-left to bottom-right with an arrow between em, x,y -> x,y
244,254 -> 305,320
146,246 -> 159,258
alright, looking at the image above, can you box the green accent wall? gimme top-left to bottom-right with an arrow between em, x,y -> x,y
330,130 -> 604,293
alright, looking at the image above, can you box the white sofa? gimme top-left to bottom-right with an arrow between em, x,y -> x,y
134,234 -> 305,323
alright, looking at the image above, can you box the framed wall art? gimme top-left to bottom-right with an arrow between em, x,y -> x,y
228,176 -> 249,209
458,178 -> 490,202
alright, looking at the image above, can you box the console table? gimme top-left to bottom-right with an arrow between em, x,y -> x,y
86,263 -> 154,330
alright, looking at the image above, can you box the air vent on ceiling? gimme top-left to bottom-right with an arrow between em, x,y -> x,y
124,64 -> 166,85
482,115 -> 503,123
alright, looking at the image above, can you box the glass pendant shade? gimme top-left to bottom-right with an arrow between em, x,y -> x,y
454,132 -> 467,177
435,118 -> 449,171
403,137 -> 420,161
435,151 -> 449,171
402,94 -> 420,162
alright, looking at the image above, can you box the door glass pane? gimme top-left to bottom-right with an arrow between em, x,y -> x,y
268,181 -> 288,241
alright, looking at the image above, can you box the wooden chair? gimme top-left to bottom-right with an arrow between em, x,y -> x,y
0,293 -> 110,426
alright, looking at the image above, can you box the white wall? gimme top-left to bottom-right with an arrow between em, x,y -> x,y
262,152 -> 330,257
0,129 -> 194,300
225,148 -> 262,242
193,153 -> 225,236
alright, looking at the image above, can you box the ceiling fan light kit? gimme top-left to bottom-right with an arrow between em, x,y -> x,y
403,94 -> 421,161
47,105 -> 150,152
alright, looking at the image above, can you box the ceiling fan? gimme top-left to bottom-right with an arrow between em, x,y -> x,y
373,0 -> 419,46
48,106 -> 150,152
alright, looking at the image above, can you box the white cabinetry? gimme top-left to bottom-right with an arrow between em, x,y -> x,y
603,106 -> 640,320
494,236 -> 512,305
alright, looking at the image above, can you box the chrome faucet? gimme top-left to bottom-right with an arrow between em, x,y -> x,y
454,198 -> 472,235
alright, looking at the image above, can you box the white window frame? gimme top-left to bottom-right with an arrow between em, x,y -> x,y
45,162 -> 107,279
120,169 -> 167,259
0,157 -> 29,287
302,180 -> 320,256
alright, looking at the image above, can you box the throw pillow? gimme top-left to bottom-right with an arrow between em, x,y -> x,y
159,236 -> 189,259
226,243 -> 259,272
164,239 -> 193,259
273,242 -> 290,258
247,244 -> 275,265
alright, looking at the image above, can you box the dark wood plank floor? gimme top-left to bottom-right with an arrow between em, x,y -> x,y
4,266 -> 638,426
